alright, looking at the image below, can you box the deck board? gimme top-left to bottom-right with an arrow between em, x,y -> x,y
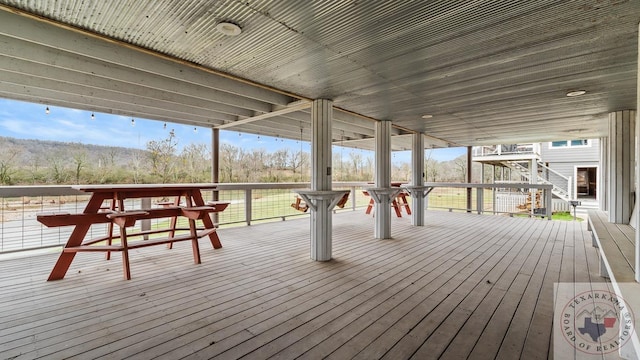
0,211 -> 607,359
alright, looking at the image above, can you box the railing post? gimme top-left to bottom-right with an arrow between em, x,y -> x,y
567,176 -> 572,199
492,182 -> 497,215
546,187 -> 553,220
210,190 -> 219,225
477,187 -> 483,214
141,197 -> 151,240
245,189 -> 252,226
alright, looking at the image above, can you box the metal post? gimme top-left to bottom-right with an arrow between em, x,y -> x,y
310,99 -> 333,260
492,165 -> 497,214
466,146 -> 472,212
244,189 -> 252,226
211,127 -> 220,225
411,133 -> 425,226
530,159 -> 537,216
608,110 -> 636,224
546,188 -> 553,220
636,24 -> 640,283
375,120 -> 393,238
141,197 -> 151,239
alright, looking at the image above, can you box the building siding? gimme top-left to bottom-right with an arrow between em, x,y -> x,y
540,139 -> 600,164
540,139 -> 599,199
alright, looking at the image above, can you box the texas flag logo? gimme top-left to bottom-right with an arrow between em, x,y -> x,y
578,315 -> 617,341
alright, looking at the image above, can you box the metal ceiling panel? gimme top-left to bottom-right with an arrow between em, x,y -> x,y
0,0 -> 637,147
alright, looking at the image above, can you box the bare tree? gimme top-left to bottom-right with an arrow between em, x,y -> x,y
146,130 -> 178,183
71,145 -> 87,184
272,149 -> 289,170
0,144 -> 21,185
289,150 -> 305,174
453,156 -> 467,182
349,151 -> 362,179
425,151 -> 440,182
219,143 -> 240,182
180,143 -> 210,183
48,151 -> 69,184
128,149 -> 146,184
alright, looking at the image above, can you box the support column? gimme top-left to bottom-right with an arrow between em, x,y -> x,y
211,128 -> 220,225
599,136 -> 608,212
493,165 -> 497,214
310,99 -> 333,260
636,25 -> 640,282
608,110 -> 635,224
530,158 -> 538,216
466,146 -> 472,212
375,120 -> 393,238
411,133 -> 425,226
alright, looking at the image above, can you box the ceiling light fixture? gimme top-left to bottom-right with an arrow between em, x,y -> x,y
566,90 -> 587,97
45,106 -> 50,114
131,118 -> 135,126
421,114 -> 433,119
91,112 -> 95,120
216,22 -> 242,36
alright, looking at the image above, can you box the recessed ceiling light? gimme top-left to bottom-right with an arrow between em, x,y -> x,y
566,90 -> 587,97
421,114 -> 433,119
216,22 -> 242,36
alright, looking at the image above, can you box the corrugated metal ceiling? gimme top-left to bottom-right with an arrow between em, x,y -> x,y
0,0 -> 637,149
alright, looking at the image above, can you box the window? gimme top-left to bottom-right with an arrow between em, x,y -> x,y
550,139 -> 589,148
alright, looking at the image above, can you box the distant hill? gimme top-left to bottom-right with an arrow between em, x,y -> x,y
0,136 -> 145,167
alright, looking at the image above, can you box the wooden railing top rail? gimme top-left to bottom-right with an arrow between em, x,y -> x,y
0,181 -> 553,198
422,182 -> 553,190
0,182 -> 373,197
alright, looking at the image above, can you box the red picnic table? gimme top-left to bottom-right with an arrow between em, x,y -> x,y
37,184 -> 229,280
362,182 -> 411,217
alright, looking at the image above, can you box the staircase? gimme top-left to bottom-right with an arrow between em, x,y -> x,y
503,160 -> 572,202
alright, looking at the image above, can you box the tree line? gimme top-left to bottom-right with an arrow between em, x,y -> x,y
0,134 -> 478,185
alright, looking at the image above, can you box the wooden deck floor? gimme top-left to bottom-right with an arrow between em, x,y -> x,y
0,211 -> 608,359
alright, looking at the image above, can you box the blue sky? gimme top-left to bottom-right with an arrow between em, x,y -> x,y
0,99 -> 465,162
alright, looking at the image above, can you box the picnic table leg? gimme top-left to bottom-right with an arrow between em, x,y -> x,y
182,192 -> 202,263
398,193 -> 411,215
105,198 -> 116,260
392,199 -> 402,217
47,224 -> 91,281
188,217 -> 201,264
365,198 -> 374,214
120,226 -> 132,280
166,195 -> 181,249
190,190 -> 222,249
48,194 -> 108,281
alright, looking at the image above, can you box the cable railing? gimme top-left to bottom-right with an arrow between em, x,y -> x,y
423,182 -> 553,218
0,183 -> 370,253
0,182 -> 553,253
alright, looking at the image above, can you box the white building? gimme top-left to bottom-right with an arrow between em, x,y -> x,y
473,140 -> 600,213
